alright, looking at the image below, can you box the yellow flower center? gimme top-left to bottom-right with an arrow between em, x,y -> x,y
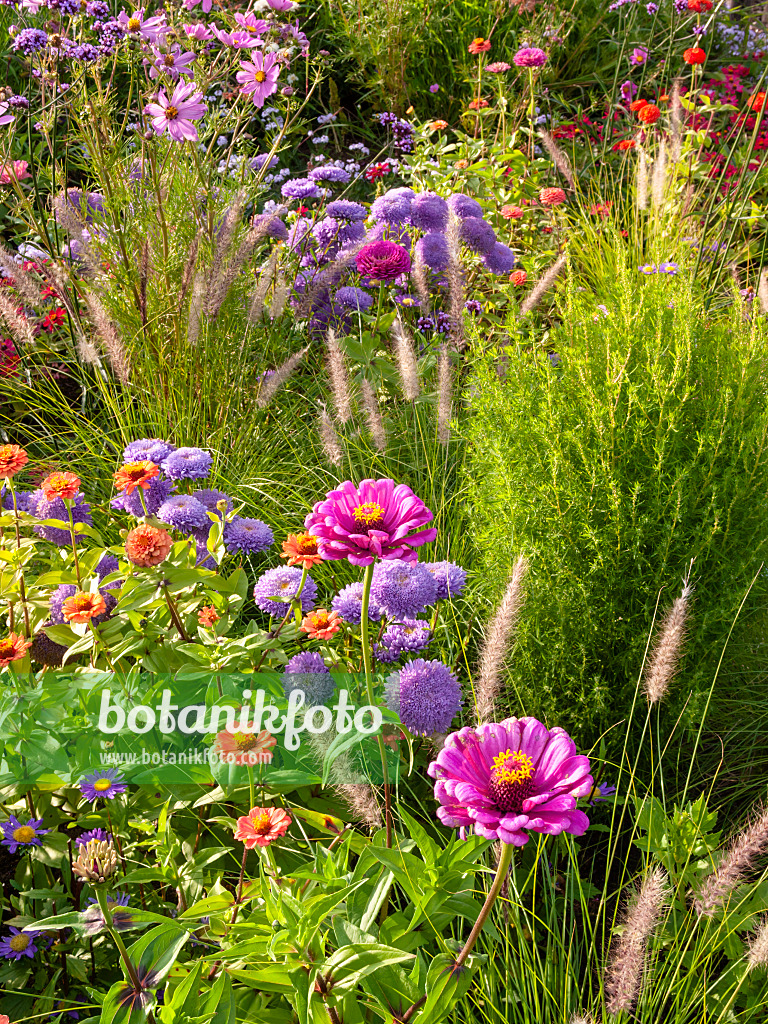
127,17 -> 141,31
165,106 -> 179,121
353,502 -> 385,528
489,749 -> 536,814
12,825 -> 36,843
93,778 -> 112,792
252,812 -> 271,833
9,934 -> 30,952
234,732 -> 260,750
491,749 -> 534,784
254,70 -> 267,82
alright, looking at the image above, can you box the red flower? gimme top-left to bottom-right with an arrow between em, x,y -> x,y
468,37 -> 492,55
40,285 -> 59,300
41,471 -> 80,500
613,139 -> 637,151
62,591 -> 107,624
748,92 -> 767,112
539,187 -> 567,206
124,524 -> 173,567
687,0 -> 712,10
41,308 -> 66,333
234,806 -> 291,848
198,605 -> 220,628
629,99 -> 649,112
280,532 -> 323,568
637,104 -> 661,125
0,444 -> 28,479
0,632 -> 32,667
113,461 -> 159,495
365,163 -> 390,182
683,47 -> 706,66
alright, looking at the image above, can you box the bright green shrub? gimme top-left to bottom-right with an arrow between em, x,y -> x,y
467,268 -> 768,745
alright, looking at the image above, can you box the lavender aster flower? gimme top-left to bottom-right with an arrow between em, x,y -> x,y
252,566 -> 317,616
512,47 -> 548,68
305,478 -> 437,565
1,815 -> 51,854
370,559 -> 438,618
410,191 -> 449,232
331,580 -> 384,624
374,619 -> 432,662
281,177 -> 322,200
123,438 -> 175,464
157,494 -> 209,533
482,242 -> 516,274
308,165 -> 351,183
0,927 -> 40,961
428,716 -> 593,844
371,191 -> 412,225
75,827 -> 111,847
161,447 -> 212,481
459,217 -> 497,254
283,651 -> 334,705
416,232 -> 450,272
111,475 -> 175,516
447,193 -> 483,219
96,554 -> 121,585
335,286 -> 374,311
395,658 -> 461,734
78,767 -> 127,802
327,199 -> 367,222
223,517 -> 274,555
193,488 -> 232,516
424,560 -> 467,600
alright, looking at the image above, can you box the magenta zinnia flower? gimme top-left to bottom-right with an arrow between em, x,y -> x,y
429,716 -> 593,846
237,52 -> 281,108
145,82 -> 206,142
512,47 -> 548,68
356,240 -> 412,282
305,478 -> 437,565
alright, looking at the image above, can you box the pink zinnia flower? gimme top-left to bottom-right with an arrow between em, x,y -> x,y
356,239 -> 411,281
305,478 -> 437,566
486,62 -> 511,73
235,806 -> 291,848
429,716 -> 593,845
237,51 -> 281,107
145,82 -> 206,142
512,47 -> 548,68
118,8 -> 169,44
213,727 -> 276,766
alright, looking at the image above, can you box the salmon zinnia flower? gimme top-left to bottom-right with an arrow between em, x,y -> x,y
468,37 -> 491,55
300,608 -> 342,640
501,205 -> 523,219
637,104 -> 661,125
428,119 -> 449,131
0,632 -> 32,667
124,524 -> 173,567
0,444 -> 28,479
613,139 -> 637,151
214,727 -> 276,766
234,806 -> 291,848
510,270 -> 528,286
280,532 -> 323,568
198,605 -> 220,628
62,591 -> 107,624
41,471 -> 81,501
114,460 -> 159,495
468,98 -> 489,110
539,187 -> 567,206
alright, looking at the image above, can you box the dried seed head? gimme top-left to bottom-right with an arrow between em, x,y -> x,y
319,405 -> 343,466
326,328 -> 352,423
436,344 -> 452,444
694,805 -> 768,917
519,254 -> 567,316
392,317 -> 420,401
256,347 -> 308,408
643,572 -> 693,704
360,377 -> 387,451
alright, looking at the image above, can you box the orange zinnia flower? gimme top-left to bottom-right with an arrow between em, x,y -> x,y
613,139 -> 637,151
0,444 -> 28,479
214,727 -> 276,766
748,92 -> 767,113
280,533 -> 323,568
300,608 -> 342,640
629,99 -> 649,112
468,37 -> 492,55
637,103 -> 661,125
687,0 -> 711,10
41,471 -> 81,501
198,605 -> 220,628
234,806 -> 291,848
428,119 -> 449,131
683,47 -> 706,66
124,524 -> 173,567
0,632 -> 32,667
113,461 -> 159,495
62,590 -> 107,623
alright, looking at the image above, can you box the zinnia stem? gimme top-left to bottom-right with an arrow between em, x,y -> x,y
454,841 -> 513,969
163,586 -> 191,641
67,502 -> 82,587
8,480 -> 30,636
359,562 -> 393,848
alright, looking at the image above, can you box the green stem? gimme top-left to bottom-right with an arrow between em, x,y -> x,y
67,502 -> 82,587
8,479 -> 30,637
359,563 -> 393,847
454,842 -> 513,968
372,283 -> 386,336
95,887 -> 156,1023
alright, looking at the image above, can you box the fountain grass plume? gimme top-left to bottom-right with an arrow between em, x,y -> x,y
694,805 -> 768,917
360,377 -> 387,451
539,129 -> 575,189
643,571 -> 693,704
326,327 -> 353,423
474,555 -> 528,724
318,406 -> 343,466
519,254 -> 567,316
82,291 -> 130,384
392,317 -> 420,400
256,347 -> 309,408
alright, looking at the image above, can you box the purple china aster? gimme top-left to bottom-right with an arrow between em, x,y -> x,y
0,926 -> 40,961
252,566 -> 317,616
335,286 -> 374,311
281,177 -> 322,200
305,478 -> 437,565
355,240 -> 412,282
415,232 -> 450,272
512,47 -> 548,68
96,554 -> 120,581
370,559 -> 438,618
75,827 -> 111,846
193,488 -> 232,516
283,651 -> 334,705
223,517 -> 274,555
83,891 -> 133,934
253,212 -> 289,241
308,165 -> 351,183
459,217 -> 497,255
428,716 -> 593,845
331,580 -> 384,624
33,492 -> 93,546
482,242 -> 516,274
425,561 -> 467,600
161,447 -> 212,480
374,619 -> 432,662
327,199 -> 367,222
78,767 -> 128,802
393,658 -> 462,734
157,494 -> 209,533
371,191 -> 413,225
447,193 -> 483,219
111,475 -> 175,516
410,191 -> 449,232
1,815 -> 51,854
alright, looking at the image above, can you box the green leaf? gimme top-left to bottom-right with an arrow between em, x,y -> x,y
126,924 -> 190,988
206,971 -> 236,1024
101,979 -> 153,1024
323,943 -> 415,992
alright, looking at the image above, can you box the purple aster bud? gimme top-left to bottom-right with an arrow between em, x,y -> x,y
371,190 -> 412,225
157,494 -> 209,533
335,286 -> 374,311
356,239 -> 411,282
424,560 -> 467,600
308,165 -> 350,183
281,177 -> 322,199
327,199 -> 367,222
161,446 -> 212,481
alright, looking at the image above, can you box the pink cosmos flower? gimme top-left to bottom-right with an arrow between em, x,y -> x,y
234,12 -> 269,36
0,104 -> 14,128
144,82 -> 207,142
630,47 -> 648,66
183,22 -> 214,40
0,161 -> 29,183
148,44 -> 197,81
182,0 -> 212,12
118,8 -> 169,44
211,24 -> 261,48
305,478 -> 437,566
429,716 -> 593,845
266,0 -> 297,10
237,51 -> 281,107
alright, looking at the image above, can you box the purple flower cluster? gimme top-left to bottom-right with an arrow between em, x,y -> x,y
332,581 -> 384,624
283,651 -> 334,705
252,566 -> 317,616
374,619 -> 432,663
370,559 -> 438,618
392,658 -> 462,734
11,29 -> 49,55
377,111 -> 415,153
